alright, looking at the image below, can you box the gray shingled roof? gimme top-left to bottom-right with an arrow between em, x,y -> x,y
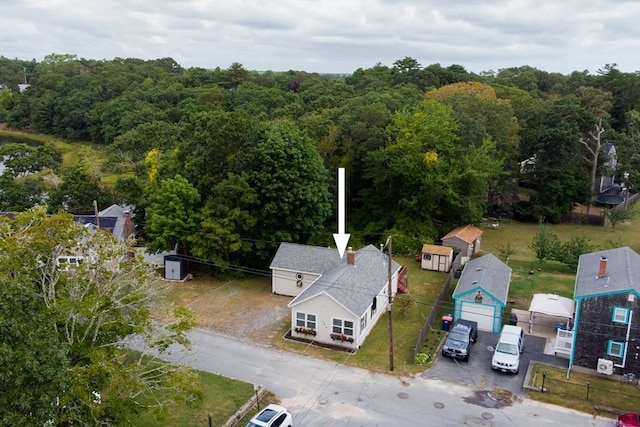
453,253 -> 511,304
574,247 -> 640,298
269,242 -> 343,275
275,244 -> 401,317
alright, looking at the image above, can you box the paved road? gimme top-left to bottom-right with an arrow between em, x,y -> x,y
125,329 -> 612,427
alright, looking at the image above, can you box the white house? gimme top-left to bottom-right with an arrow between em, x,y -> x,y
270,243 -> 403,349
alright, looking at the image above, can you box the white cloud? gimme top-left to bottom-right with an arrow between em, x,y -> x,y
1,0 -> 638,74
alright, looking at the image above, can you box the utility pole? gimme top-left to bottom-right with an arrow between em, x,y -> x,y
387,235 -> 394,371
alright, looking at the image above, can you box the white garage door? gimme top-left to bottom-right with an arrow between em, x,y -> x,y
460,301 -> 496,332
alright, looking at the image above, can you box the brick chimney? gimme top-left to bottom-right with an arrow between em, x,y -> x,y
123,210 -> 133,240
346,247 -> 355,265
598,256 -> 607,278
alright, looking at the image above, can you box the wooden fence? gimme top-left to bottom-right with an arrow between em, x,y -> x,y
562,193 -> 640,226
412,252 -> 462,362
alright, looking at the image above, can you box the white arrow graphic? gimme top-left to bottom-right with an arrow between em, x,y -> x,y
333,168 -> 351,258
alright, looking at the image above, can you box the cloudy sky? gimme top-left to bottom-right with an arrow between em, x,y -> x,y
1,0 -> 639,75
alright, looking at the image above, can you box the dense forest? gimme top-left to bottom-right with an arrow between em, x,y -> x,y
1,54 -> 639,267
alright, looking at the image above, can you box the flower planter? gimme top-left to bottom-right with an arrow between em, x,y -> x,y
330,333 -> 354,343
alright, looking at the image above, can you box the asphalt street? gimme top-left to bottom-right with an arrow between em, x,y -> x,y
125,329 -> 613,427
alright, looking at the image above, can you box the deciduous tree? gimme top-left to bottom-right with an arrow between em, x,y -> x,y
0,207 -> 198,426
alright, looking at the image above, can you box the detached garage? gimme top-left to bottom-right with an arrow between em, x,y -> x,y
452,254 -> 511,333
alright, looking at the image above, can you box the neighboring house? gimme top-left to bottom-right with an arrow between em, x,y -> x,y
441,224 -> 483,258
452,254 -> 511,333
597,142 -> 618,194
571,247 -> 640,378
270,243 -> 402,349
419,244 -> 453,272
72,204 -> 134,242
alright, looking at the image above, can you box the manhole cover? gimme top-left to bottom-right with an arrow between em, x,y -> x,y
397,392 -> 409,399
487,345 -> 494,351
433,402 -> 445,409
481,412 -> 494,420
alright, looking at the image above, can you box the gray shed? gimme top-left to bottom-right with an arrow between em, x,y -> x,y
164,255 -> 187,281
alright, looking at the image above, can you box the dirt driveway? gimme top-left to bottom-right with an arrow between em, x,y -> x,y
155,275 -> 291,345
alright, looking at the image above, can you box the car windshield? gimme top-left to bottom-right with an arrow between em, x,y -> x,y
448,332 -> 468,342
496,342 -> 518,355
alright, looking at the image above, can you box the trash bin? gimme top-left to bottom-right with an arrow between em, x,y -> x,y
509,313 -> 518,326
441,314 -> 453,331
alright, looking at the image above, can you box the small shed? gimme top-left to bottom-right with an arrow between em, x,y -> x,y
164,255 -> 187,281
419,244 -> 453,272
452,254 -> 511,332
441,224 -> 483,258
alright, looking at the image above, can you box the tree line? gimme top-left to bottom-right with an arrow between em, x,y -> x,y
1,54 -> 639,266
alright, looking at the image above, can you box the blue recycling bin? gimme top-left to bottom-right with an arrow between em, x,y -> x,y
441,314 -> 453,331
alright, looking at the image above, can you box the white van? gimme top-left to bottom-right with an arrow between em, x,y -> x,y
491,325 -> 524,374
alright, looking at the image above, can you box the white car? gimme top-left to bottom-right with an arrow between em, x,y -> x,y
491,325 -> 524,374
246,404 -> 292,427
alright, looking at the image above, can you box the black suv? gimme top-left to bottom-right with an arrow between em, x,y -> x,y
441,319 -> 478,361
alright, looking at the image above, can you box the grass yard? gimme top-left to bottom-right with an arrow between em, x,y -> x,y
131,371 -> 252,426
124,365 -> 260,427
526,363 -> 640,416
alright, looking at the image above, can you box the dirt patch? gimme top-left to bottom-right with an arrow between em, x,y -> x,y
463,389 -> 518,409
155,275 -> 291,345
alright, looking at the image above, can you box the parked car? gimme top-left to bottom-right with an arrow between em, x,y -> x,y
491,325 -> 524,374
246,404 -> 292,427
617,413 -> 640,427
441,319 -> 478,361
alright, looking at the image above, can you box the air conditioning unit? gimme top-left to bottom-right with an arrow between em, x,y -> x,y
597,358 -> 614,375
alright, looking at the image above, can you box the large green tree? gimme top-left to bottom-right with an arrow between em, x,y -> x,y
362,99 -> 503,241
145,174 -> 202,254
232,120 -> 332,260
0,208 -> 198,426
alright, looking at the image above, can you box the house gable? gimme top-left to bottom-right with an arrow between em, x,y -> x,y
441,224 -> 483,256
572,247 -> 640,377
453,253 -> 511,304
452,253 -> 511,332
287,245 -> 400,318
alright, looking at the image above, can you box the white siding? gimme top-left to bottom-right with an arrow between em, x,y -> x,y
271,268 -> 320,297
291,294 -> 358,347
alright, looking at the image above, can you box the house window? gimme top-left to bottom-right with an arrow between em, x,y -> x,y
332,318 -> 354,337
360,314 -> 367,332
296,312 -> 316,330
607,340 -> 625,358
612,306 -> 630,324
423,254 -> 431,261
371,296 -> 377,316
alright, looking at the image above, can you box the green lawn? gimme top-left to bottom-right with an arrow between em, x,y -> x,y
527,363 -> 640,416
125,369 -> 257,427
